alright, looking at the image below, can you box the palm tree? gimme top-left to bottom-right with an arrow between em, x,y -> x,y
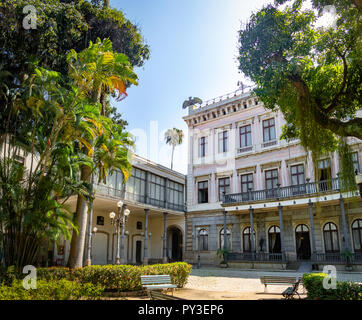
164,128 -> 184,170
66,38 -> 137,268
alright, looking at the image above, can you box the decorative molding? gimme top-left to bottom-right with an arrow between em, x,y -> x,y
237,165 -> 257,174
260,161 -> 281,172
285,155 -> 307,167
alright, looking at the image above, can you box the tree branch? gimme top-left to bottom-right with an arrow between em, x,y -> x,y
288,73 -> 362,140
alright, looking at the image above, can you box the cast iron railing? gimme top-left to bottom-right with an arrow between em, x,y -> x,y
94,184 -> 185,212
223,178 -> 342,204
228,252 -> 284,262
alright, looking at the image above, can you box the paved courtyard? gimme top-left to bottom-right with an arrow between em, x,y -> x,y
125,267 -> 361,300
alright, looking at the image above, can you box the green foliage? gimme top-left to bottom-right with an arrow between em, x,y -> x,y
302,273 -> 362,300
0,279 -> 104,300
37,262 -> 193,291
238,0 -> 361,184
0,0 -> 149,78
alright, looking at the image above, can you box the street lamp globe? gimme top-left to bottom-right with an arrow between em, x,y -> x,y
117,200 -> 123,208
124,208 -> 131,216
93,227 -> 98,233
109,211 -> 116,219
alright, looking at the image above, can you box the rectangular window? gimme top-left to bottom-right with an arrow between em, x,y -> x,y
239,125 -> 252,148
263,118 -> 276,142
241,173 -> 253,193
352,152 -> 360,173
218,177 -> 230,201
265,169 -> 278,189
317,159 -> 331,181
218,131 -> 228,153
291,164 -> 305,185
199,137 -> 207,158
198,181 -> 208,203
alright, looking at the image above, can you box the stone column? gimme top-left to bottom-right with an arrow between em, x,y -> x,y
143,209 -> 149,265
308,200 -> 317,259
278,204 -> 286,261
163,212 -> 168,263
223,210 -> 228,251
339,195 -> 351,251
119,204 -> 126,265
249,207 -> 255,260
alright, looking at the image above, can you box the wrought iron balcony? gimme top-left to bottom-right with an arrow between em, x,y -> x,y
94,184 -> 185,212
223,178 -> 342,204
228,252 -> 284,262
312,252 -> 362,264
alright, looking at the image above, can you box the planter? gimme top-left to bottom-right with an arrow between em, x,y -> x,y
345,265 -> 353,271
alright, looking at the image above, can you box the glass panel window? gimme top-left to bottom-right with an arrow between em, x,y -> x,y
241,173 -> 253,193
199,229 -> 208,251
240,125 -> 252,148
199,137 -> 207,158
352,219 -> 362,252
243,227 -> 256,252
219,228 -> 231,249
265,169 -> 278,189
323,222 -> 340,253
218,131 -> 228,153
352,152 -> 360,173
218,177 -> 230,201
198,181 -> 208,204
268,226 -> 281,253
263,118 -> 276,142
291,164 -> 305,185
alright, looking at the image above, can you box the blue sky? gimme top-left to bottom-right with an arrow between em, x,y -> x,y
111,0 -> 273,174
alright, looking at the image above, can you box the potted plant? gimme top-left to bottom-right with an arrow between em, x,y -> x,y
216,248 -> 229,268
341,250 -> 353,271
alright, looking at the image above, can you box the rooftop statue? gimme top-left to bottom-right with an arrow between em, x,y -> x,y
182,96 -> 203,109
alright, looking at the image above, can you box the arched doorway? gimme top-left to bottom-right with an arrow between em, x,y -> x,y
295,224 -> 311,260
167,226 -> 183,262
268,226 -> 281,253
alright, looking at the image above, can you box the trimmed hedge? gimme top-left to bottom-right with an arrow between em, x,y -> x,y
0,279 -> 104,300
302,273 -> 362,300
37,262 -> 192,292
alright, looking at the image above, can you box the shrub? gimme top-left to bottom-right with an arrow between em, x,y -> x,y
37,262 -> 192,292
302,273 -> 362,300
0,279 -> 104,300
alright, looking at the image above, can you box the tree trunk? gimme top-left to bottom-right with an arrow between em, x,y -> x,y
171,145 -> 174,170
100,92 -> 107,116
67,164 -> 91,268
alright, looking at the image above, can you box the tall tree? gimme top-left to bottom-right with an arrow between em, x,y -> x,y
238,0 -> 361,183
66,38 -> 136,268
164,128 -> 184,171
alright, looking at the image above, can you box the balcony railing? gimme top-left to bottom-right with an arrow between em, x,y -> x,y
94,184 -> 185,212
223,178 -> 342,204
312,252 -> 362,264
228,252 -> 284,262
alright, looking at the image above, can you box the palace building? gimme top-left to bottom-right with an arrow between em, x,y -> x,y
182,88 -> 362,271
50,154 -> 186,267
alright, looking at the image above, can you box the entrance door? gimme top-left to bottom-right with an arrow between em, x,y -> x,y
136,240 -> 142,264
168,227 -> 182,262
295,224 -> 311,260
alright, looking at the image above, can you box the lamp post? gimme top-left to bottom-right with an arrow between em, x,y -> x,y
192,231 -> 201,269
110,200 -> 131,265
85,226 -> 97,266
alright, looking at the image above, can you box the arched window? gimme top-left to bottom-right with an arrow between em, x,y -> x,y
323,222 -> 340,253
243,227 -> 256,252
219,228 -> 231,250
352,219 -> 362,253
199,229 -> 208,251
268,226 -> 281,253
